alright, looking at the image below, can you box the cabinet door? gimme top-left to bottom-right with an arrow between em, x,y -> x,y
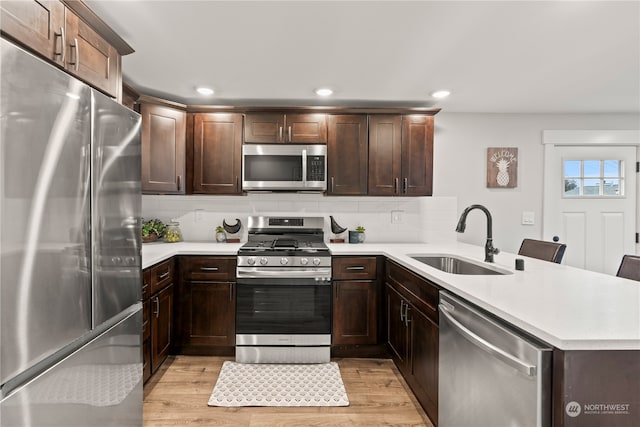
141,104 -> 186,194
193,113 -> 242,194
142,299 -> 151,383
327,115 -> 368,195
408,305 -> 439,424
244,113 -> 285,143
368,115 -> 402,196
333,280 -> 377,345
151,284 -> 173,373
181,281 -> 235,347
386,284 -> 408,369
286,113 -> 327,143
401,115 -> 433,196
0,0 -> 65,65
65,11 -> 120,97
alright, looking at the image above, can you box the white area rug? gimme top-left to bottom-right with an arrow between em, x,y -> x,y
208,361 -> 350,407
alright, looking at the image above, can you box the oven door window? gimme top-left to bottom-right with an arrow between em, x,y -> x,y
236,280 -> 331,334
244,155 -> 303,182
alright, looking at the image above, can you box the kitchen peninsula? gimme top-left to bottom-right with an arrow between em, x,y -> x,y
143,240 -> 640,427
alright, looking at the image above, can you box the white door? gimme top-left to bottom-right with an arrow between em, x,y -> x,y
543,144 -> 637,274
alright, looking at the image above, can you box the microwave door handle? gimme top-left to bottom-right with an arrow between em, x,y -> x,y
301,149 -> 307,186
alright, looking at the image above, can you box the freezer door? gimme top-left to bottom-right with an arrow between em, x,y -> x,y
1,39 -> 92,386
0,306 -> 143,427
91,90 -> 142,326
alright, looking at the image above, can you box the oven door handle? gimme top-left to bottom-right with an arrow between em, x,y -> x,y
237,269 -> 331,280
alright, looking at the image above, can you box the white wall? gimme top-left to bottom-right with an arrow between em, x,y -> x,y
434,113 -> 640,253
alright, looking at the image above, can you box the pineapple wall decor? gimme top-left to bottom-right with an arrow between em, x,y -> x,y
487,147 -> 518,188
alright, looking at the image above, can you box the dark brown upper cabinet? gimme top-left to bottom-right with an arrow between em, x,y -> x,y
192,113 -> 243,195
327,115 -> 368,195
368,115 -> 433,196
0,0 -> 123,98
244,113 -> 327,143
141,103 -> 186,194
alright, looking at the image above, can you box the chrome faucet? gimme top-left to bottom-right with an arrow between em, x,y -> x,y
456,204 -> 500,263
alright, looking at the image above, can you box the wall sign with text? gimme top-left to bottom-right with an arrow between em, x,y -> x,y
487,147 -> 518,188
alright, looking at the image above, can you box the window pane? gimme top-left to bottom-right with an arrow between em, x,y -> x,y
603,179 -> 621,196
603,160 -> 621,177
583,178 -> 600,195
583,160 -> 600,177
564,179 -> 580,196
564,160 -> 581,177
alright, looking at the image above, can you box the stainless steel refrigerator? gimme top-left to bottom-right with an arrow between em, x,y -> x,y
0,38 -> 143,426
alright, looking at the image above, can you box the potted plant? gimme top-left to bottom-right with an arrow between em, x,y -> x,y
215,225 -> 226,243
349,226 -> 366,243
141,218 -> 166,243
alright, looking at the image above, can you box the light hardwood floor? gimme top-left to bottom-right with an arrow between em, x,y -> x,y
144,356 -> 434,427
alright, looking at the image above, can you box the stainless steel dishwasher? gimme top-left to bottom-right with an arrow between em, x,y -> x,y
438,291 -> 552,427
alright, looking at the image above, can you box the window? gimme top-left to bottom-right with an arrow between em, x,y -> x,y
563,159 -> 624,197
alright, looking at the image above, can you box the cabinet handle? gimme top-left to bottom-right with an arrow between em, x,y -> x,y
68,38 -> 79,71
346,266 -> 365,271
279,126 -> 283,142
331,177 -> 335,193
288,126 -> 292,142
154,297 -> 159,318
394,178 -> 399,194
54,27 -> 65,63
404,304 -> 411,326
229,283 -> 233,301
403,178 -> 408,194
176,175 -> 181,191
158,271 -> 170,280
400,300 -> 405,322
200,267 -> 219,271
236,176 -> 239,192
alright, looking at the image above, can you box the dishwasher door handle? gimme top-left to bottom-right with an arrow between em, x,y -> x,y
439,303 -> 537,377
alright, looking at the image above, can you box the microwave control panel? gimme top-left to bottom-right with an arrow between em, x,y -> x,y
307,156 -> 325,181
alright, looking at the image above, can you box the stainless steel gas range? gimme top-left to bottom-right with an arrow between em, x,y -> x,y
235,216 -> 332,363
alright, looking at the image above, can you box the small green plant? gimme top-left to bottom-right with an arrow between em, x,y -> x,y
142,218 -> 166,238
216,225 -> 224,233
356,226 -> 365,233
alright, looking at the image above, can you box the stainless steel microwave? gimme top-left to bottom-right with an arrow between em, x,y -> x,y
242,144 -> 327,191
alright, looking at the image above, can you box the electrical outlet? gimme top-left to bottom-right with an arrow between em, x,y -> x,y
194,209 -> 204,222
391,210 -> 404,224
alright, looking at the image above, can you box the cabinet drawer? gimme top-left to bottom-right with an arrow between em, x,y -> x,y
142,269 -> 151,300
333,256 -> 377,280
385,260 -> 439,322
181,256 -> 236,281
150,258 -> 174,295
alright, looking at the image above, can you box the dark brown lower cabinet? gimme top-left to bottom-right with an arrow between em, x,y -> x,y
333,280 -> 377,345
174,256 -> 236,355
150,283 -> 173,373
386,260 -> 439,425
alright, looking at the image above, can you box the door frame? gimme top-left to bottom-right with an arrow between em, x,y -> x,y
542,130 -> 640,256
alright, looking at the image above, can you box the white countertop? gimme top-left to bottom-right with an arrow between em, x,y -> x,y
142,241 -> 640,351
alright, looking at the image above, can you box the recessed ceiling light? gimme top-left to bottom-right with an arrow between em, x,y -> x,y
314,88 -> 333,97
196,87 -> 214,96
431,90 -> 451,99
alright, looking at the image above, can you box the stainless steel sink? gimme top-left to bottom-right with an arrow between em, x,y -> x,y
410,255 -> 512,275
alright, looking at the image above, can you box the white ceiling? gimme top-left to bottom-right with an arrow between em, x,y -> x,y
86,1 -> 640,113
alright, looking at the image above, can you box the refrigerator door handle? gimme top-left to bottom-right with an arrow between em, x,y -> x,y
439,303 -> 537,376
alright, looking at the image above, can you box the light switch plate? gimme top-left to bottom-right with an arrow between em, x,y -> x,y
522,211 -> 535,225
194,209 -> 204,222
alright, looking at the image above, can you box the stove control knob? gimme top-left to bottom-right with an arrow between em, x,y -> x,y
313,257 -> 321,266
280,257 -> 289,265
300,257 -> 309,265
259,257 -> 268,265
247,257 -> 256,266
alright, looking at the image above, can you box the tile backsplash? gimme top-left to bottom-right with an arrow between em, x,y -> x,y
142,194 -> 457,243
